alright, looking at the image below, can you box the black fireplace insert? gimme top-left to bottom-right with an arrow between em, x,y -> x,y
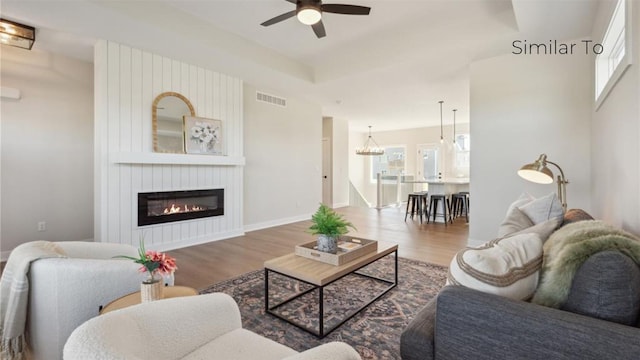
138,189 -> 224,226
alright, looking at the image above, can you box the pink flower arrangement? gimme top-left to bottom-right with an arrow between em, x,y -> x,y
116,240 -> 177,283
141,250 -> 177,276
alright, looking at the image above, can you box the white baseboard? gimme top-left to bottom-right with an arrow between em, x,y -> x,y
332,202 -> 349,209
1,250 -> 11,262
244,214 -> 311,233
466,237 -> 484,247
147,229 -> 246,252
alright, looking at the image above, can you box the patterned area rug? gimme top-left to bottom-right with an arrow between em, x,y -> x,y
200,257 -> 447,360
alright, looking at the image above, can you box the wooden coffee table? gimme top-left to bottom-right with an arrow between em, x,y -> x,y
264,240 -> 398,338
99,286 -> 198,314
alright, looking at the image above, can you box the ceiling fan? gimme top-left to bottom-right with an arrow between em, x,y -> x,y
260,0 -> 371,38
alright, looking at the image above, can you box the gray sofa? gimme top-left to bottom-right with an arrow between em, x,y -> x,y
401,250 -> 640,360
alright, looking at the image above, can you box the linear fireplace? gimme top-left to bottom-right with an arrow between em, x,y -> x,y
138,189 -> 224,226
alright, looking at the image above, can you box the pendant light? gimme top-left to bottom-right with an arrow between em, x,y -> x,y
438,100 -> 444,143
355,125 -> 384,155
452,109 -> 457,144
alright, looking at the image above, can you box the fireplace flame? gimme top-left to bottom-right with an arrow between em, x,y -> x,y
163,204 -> 206,214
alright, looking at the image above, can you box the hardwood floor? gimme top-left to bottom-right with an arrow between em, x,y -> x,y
168,206 -> 469,290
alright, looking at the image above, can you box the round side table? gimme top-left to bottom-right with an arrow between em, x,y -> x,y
100,286 -> 198,314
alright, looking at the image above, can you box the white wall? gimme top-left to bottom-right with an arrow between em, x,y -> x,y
1,47 -> 94,259
331,117 -> 350,208
243,83 -> 322,230
469,53 -> 592,245
591,0 -> 640,234
94,41 -> 244,251
348,131 -> 367,205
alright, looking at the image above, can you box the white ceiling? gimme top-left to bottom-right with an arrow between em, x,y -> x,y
1,0 -> 599,132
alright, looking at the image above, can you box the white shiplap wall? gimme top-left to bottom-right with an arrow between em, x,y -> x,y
94,40 -> 244,251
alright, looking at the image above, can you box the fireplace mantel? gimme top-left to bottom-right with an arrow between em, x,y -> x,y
111,152 -> 245,166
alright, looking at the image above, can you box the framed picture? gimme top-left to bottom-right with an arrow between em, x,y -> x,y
183,116 -> 223,155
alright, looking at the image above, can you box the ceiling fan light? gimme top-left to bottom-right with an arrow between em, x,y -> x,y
0,18 -> 35,50
297,7 -> 321,25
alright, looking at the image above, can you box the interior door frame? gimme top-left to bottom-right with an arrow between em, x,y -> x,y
322,137 -> 332,206
416,143 -> 441,181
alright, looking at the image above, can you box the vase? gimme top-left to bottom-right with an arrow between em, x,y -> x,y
141,275 -> 163,302
317,235 -> 338,254
200,141 -> 209,153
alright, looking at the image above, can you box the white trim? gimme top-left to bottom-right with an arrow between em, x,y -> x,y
243,213 -> 312,233
111,152 -> 245,166
1,250 -> 11,262
143,229 -> 245,252
595,0 -> 633,110
332,202 -> 350,208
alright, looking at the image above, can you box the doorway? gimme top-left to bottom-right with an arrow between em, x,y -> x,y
417,144 -> 440,181
322,137 -> 332,206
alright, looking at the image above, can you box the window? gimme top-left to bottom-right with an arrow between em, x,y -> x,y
595,0 -> 632,108
371,146 -> 405,181
454,134 -> 470,170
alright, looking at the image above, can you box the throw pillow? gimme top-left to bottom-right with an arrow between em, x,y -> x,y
447,233 -> 543,300
497,207 -> 534,238
561,208 -> 594,226
497,193 -> 535,238
518,192 -> 564,225
505,192 -> 535,215
509,216 -> 562,244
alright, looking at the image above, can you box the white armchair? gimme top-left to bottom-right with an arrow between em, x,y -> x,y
27,241 -> 174,360
64,292 -> 361,360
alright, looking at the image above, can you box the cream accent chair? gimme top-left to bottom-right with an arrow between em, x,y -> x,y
63,292 -> 362,360
27,241 -> 174,360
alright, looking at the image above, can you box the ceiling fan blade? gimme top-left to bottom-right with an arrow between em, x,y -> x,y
261,10 -> 296,26
321,4 -> 371,15
312,20 -> 326,38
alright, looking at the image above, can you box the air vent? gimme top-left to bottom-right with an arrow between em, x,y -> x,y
256,91 -> 287,107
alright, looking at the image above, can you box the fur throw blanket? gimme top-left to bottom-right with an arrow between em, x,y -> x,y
531,220 -> 640,308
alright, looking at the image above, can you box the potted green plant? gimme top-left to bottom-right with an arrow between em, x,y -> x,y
308,204 -> 356,253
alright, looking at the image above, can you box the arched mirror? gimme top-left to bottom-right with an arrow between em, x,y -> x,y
152,92 -> 195,153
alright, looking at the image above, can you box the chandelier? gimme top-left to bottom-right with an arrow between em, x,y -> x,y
355,126 -> 384,156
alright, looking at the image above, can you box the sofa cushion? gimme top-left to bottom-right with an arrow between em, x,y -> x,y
561,251 -> 640,326
183,328 -> 297,360
400,297 -> 437,360
447,233 -> 543,300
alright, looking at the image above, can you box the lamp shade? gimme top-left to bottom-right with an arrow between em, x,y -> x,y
517,167 -> 553,184
517,154 -> 554,184
517,153 -> 568,209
